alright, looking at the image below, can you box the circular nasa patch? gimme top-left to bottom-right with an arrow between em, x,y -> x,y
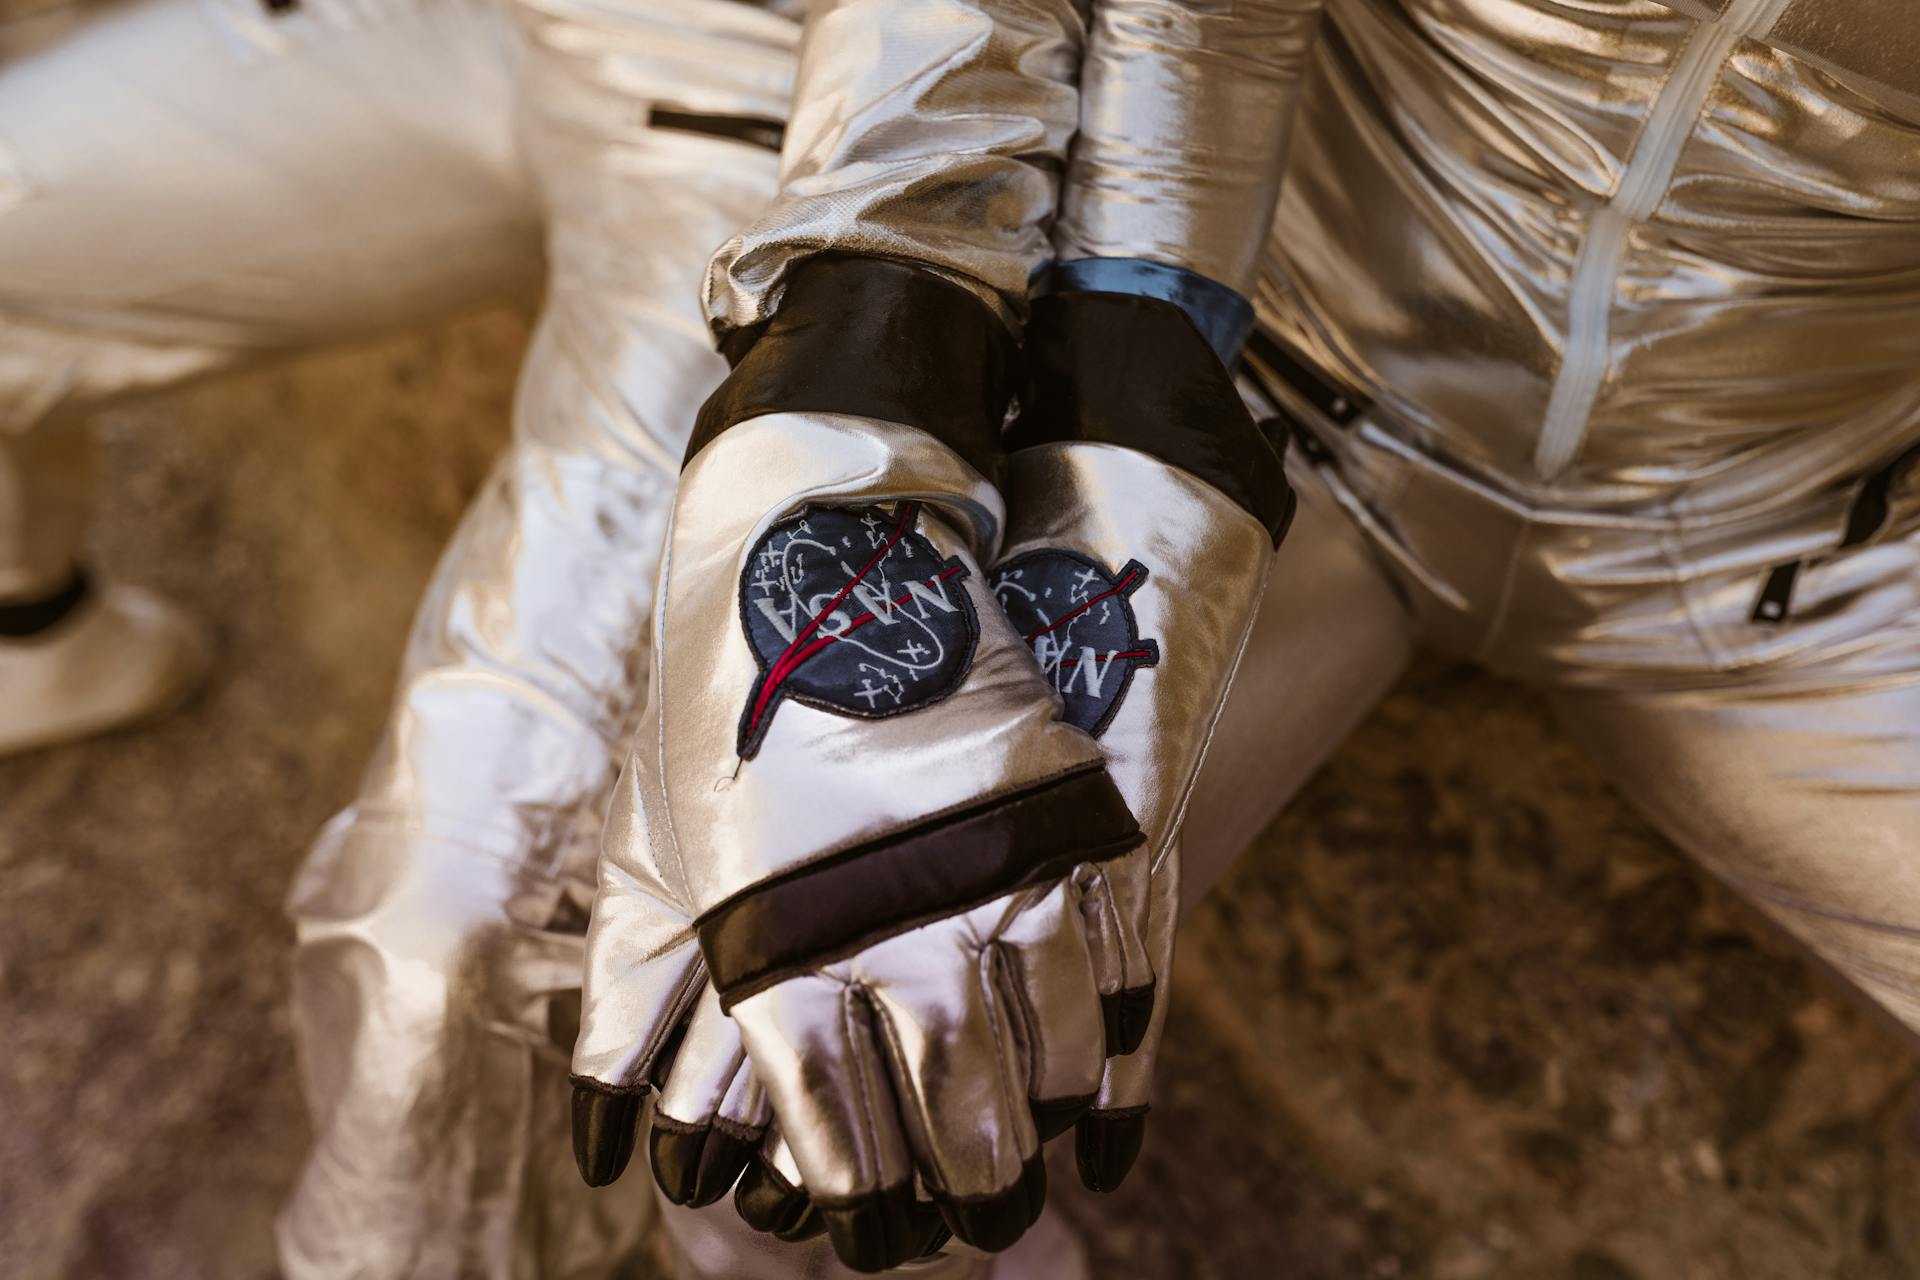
991,549 -> 1159,737
736,501 -> 978,758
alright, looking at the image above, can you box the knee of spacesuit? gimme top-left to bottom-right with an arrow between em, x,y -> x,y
281,812 -> 651,1280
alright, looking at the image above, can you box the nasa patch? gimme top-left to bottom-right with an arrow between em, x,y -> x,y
737,501 -> 978,758
991,550 -> 1159,737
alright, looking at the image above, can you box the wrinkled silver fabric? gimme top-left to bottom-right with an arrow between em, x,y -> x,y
11,0 -> 1920,1274
280,2 -> 794,1275
1,0 -> 795,1274
1052,0 -> 1322,294
729,0 -> 1920,1134
1264,0 -> 1920,494
701,0 -> 1087,333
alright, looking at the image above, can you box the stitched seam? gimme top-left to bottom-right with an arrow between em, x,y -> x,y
845,983 -> 894,1196
976,942 -> 1029,1179
989,940 -> 1045,1101
1471,517 -> 1531,663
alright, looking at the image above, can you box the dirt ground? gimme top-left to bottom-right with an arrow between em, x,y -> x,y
2,308 -> 1917,1280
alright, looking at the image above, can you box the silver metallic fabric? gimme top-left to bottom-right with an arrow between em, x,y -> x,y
1,0 -> 795,1273
1267,0 -> 1920,489
702,0 -> 1087,333
11,0 -> 1920,1275
281,1 -> 794,1275
1052,0 -> 1322,294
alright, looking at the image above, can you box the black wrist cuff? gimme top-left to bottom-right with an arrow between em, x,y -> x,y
690,255 -> 1019,483
1007,291 -> 1296,546
697,763 -> 1141,1008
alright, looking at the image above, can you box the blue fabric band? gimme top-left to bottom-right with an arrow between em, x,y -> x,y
1042,258 -> 1254,363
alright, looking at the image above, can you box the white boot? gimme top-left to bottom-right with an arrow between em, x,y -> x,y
0,581 -> 210,756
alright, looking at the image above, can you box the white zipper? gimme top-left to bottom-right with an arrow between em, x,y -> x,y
1532,0 -> 1789,478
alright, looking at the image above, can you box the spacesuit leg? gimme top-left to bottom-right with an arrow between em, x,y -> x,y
1178,459 -> 1417,902
0,0 -> 536,753
278,2 -> 798,1276
1553,618 -> 1920,1043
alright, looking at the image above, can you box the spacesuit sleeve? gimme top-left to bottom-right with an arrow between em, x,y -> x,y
702,0 -> 1088,342
1050,0 -> 1326,358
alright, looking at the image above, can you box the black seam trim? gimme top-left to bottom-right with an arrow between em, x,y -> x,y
1086,1103 -> 1151,1121
711,1114 -> 766,1144
930,1153 -> 1046,1208
702,761 -> 1104,919
1009,292 -> 1294,545
647,107 -> 785,153
649,1112 -> 708,1136
699,763 -> 1141,1005
800,1180 -> 917,1213
569,1073 -> 653,1099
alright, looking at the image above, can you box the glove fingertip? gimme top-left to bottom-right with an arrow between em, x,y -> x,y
734,1154 -> 822,1242
933,1153 -> 1046,1254
1075,1105 -> 1149,1193
1032,1092 -> 1096,1142
570,1083 -> 644,1188
1100,984 -> 1156,1057
649,1116 -> 759,1208
818,1182 -> 926,1274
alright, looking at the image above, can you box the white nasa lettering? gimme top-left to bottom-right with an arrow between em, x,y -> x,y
752,596 -> 798,643
850,577 -> 901,624
902,574 -> 959,619
1065,647 -> 1120,697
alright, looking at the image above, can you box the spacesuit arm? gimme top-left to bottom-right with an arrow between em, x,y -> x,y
702,0 -> 1089,341
1050,0 -> 1325,359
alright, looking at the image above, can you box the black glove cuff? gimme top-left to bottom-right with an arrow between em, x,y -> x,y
690,255 -> 1019,483
696,762 -> 1141,1008
1007,291 -> 1296,546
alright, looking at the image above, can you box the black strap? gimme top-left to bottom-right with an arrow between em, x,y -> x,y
647,108 -> 785,154
0,571 -> 90,638
697,764 -> 1141,1007
689,256 -> 1019,483
1242,330 -> 1370,428
1007,291 -> 1296,546
1750,439 -> 1920,625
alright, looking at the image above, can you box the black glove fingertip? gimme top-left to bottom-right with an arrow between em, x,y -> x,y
570,1082 -> 643,1188
734,1155 -> 824,1242
819,1182 -> 924,1274
933,1153 -> 1046,1253
1101,983 -> 1156,1057
649,1114 -> 760,1208
1075,1104 -> 1149,1193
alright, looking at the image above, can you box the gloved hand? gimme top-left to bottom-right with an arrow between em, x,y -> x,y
672,279 -> 1300,1252
992,284 -> 1294,1190
569,256 -> 1153,1273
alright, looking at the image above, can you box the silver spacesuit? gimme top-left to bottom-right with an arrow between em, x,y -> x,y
2,0 -> 797,1274
4,0 -> 1919,1276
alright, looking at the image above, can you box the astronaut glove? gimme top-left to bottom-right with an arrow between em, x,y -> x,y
569,258 -> 1151,1273
991,283 -> 1297,1192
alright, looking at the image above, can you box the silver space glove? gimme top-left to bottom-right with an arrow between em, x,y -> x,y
570,255 -> 1152,1272
993,283 -> 1295,1189
708,278 -> 1298,1248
